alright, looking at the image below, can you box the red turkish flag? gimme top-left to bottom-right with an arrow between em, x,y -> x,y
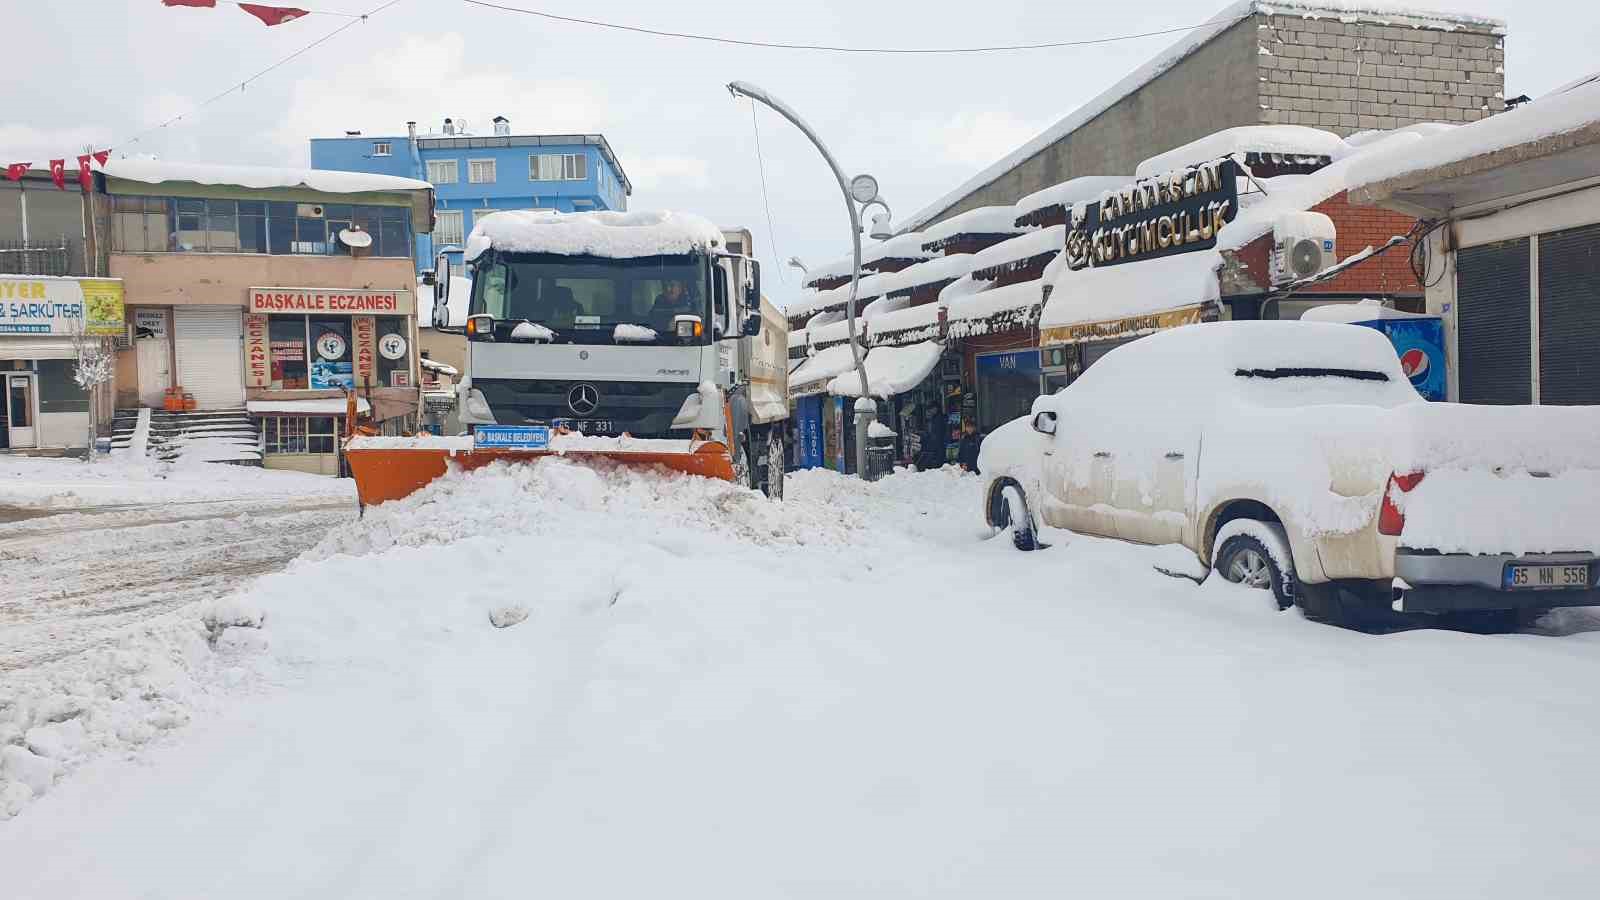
49,159 -> 66,190
4,163 -> 29,181
92,150 -> 110,166
77,155 -> 94,191
238,3 -> 308,25
161,1 -> 218,7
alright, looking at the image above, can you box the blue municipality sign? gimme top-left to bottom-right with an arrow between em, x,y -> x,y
473,425 -> 551,450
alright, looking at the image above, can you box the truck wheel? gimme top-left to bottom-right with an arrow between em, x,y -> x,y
764,427 -> 785,501
1216,532 -> 1294,610
732,437 -> 753,490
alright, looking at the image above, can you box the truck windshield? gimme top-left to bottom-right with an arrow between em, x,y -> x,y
470,253 -> 708,344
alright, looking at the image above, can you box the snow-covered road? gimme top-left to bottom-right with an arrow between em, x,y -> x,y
2,461 -> 1599,898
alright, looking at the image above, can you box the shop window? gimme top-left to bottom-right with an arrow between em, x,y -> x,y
269,316 -> 309,389
376,315 -> 411,387
268,201 -> 297,254
112,195 -> 411,259
378,206 -> 409,258
309,318 -> 354,390
174,198 -> 207,251
112,196 -> 170,253
262,416 -> 338,454
238,200 -> 267,253
35,359 -> 88,413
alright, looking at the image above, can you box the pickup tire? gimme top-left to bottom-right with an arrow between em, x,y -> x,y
1216,531 -> 1295,610
988,480 -> 1039,551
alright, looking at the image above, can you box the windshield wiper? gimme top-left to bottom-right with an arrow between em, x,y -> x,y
1234,367 -> 1389,382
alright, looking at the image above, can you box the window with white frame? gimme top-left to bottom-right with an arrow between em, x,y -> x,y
372,142 -> 392,157
530,153 -> 587,182
426,159 -> 459,184
468,159 -> 497,184
435,210 -> 465,247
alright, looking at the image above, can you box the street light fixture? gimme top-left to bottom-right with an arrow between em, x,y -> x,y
786,256 -> 809,275
862,198 -> 895,241
727,80 -> 887,480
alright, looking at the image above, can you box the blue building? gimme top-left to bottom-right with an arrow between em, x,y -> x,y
310,116 -> 632,272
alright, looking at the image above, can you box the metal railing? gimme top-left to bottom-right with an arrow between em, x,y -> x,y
0,238 -> 85,276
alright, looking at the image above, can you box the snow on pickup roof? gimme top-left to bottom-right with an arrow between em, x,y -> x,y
463,210 -> 723,262
1345,73 -> 1600,190
1042,249 -> 1223,329
970,226 -> 1064,274
1134,126 -> 1348,178
101,159 -> 430,193
902,0 -> 1501,231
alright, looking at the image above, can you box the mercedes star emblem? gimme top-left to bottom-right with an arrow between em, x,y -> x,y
567,383 -> 600,416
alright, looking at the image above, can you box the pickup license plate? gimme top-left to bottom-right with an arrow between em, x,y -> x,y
1504,563 -> 1590,590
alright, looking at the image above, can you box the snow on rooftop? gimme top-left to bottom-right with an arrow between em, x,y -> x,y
1013,176 -> 1131,221
1134,126 -> 1348,178
902,0 -> 1501,230
798,272 -> 890,317
874,253 -> 976,296
918,206 -> 1029,250
1300,298 -> 1432,323
246,398 -> 371,415
789,343 -> 860,388
102,159 -> 430,193
463,210 -> 723,262
944,277 -> 1046,324
1042,248 -> 1223,330
864,300 -> 941,339
970,226 -> 1064,273
827,342 -> 944,399
1345,74 -> 1600,191
863,231 -> 935,266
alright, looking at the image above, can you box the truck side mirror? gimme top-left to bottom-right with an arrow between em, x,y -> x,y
421,268 -> 437,287
431,253 -> 454,328
745,258 -> 761,309
740,311 -> 761,337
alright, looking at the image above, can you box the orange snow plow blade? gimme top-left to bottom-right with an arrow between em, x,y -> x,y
345,440 -> 736,508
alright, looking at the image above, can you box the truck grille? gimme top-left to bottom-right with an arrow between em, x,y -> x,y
473,378 -> 699,438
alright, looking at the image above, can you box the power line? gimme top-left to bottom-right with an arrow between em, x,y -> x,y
114,0 -> 406,152
460,1 -> 1250,55
748,101 -> 785,285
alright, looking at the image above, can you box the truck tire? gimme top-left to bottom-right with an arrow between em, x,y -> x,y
732,435 -> 754,490
764,427 -> 785,501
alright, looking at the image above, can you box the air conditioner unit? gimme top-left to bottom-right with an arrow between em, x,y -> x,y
1272,211 -> 1336,284
296,203 -> 325,217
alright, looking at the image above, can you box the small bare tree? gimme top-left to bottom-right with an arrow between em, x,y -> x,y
69,320 -> 116,462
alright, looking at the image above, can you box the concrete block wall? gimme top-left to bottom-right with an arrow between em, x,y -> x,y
1256,14 -> 1505,133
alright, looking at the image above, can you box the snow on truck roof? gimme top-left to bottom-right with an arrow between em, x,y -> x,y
463,210 -> 725,262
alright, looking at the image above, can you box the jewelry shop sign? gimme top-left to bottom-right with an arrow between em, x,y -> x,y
1064,158 -> 1238,271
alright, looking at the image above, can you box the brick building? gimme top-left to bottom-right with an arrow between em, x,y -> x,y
906,0 -> 1505,232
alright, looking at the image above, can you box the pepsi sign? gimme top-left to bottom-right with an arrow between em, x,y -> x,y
1367,317 -> 1447,401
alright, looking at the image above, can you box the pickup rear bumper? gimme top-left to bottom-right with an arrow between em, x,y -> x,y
1395,551 -> 1600,612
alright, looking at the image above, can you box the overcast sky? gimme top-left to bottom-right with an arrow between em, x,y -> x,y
5,0 -> 1594,307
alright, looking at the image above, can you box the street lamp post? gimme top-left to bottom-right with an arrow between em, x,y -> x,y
728,80 -> 884,479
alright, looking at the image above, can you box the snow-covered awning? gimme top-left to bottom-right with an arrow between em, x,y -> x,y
1134,126 -> 1348,179
862,230 -> 935,267
943,278 -> 1045,340
970,226 -> 1064,278
865,302 -> 941,348
1013,177 -> 1130,227
788,344 -> 860,396
1040,249 -> 1221,345
919,206 -> 1029,251
1347,73 -> 1600,217
827,342 -> 944,399
873,252 -> 975,297
247,398 -> 371,415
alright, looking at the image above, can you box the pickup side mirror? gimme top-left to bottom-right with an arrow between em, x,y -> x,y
740,311 -> 762,337
1032,410 -> 1058,435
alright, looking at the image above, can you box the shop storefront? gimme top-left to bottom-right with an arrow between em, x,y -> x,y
973,348 -> 1041,433
0,275 -> 124,450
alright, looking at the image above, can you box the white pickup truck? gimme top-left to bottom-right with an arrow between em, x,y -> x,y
979,321 -> 1600,628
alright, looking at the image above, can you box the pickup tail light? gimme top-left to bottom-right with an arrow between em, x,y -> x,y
1377,471 -> 1425,536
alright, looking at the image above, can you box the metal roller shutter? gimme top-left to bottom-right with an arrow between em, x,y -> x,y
173,306 -> 244,409
1456,238 -> 1531,405
1537,223 -> 1600,406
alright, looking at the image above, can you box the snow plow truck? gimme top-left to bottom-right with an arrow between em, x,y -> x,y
345,210 -> 789,506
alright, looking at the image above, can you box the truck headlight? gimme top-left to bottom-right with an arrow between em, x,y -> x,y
673,314 -> 703,339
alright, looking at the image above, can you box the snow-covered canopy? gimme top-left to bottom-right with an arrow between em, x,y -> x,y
1041,249 -> 1223,331
943,278 -> 1045,339
970,226 -> 1065,275
864,301 -> 941,346
827,342 -> 944,399
789,343 -> 860,393
874,253 -> 976,297
1345,73 -> 1600,196
902,0 -> 1503,231
862,231 -> 935,266
246,398 -> 371,415
919,206 -> 1029,249
1013,176 -> 1131,223
102,159 -> 432,193
463,210 -> 723,262
1301,298 -> 1433,323
795,272 -> 888,318
1134,126 -> 1348,178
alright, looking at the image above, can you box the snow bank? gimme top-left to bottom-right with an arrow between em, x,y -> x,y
1135,125 -> 1348,178
346,434 -> 475,451
102,159 -> 430,193
1041,249 -> 1222,329
1345,74 -> 1600,189
463,210 -> 723,262
0,455 -> 354,509
827,342 -> 943,398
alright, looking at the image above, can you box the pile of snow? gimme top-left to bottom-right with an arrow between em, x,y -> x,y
463,210 -> 723,262
970,226 -> 1064,274
1042,249 -> 1222,330
866,421 -> 897,439
799,272 -> 888,317
827,342 -> 943,399
1346,73 -> 1600,189
1134,125 -> 1348,178
0,455 -> 354,509
102,159 -> 431,193
918,206 -> 1030,248
346,434 -> 475,451
862,300 -> 941,344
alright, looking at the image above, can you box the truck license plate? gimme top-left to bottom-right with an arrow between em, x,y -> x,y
1504,563 -> 1589,590
552,418 -> 614,434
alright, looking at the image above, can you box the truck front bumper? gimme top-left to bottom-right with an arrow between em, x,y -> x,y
1395,551 -> 1600,612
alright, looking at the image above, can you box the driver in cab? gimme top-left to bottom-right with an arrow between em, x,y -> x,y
649,280 -> 697,331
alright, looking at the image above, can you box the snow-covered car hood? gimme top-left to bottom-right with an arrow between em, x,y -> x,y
978,406 -> 1051,492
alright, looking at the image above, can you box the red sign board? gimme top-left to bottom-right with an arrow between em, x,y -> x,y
244,314 -> 269,387
248,288 -> 408,314
353,315 -> 376,384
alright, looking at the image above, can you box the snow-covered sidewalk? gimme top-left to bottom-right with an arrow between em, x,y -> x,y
0,455 -> 354,510
2,461 -> 1598,898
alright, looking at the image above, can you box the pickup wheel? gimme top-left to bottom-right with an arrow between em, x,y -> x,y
1216,532 -> 1294,610
989,481 -> 1039,551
